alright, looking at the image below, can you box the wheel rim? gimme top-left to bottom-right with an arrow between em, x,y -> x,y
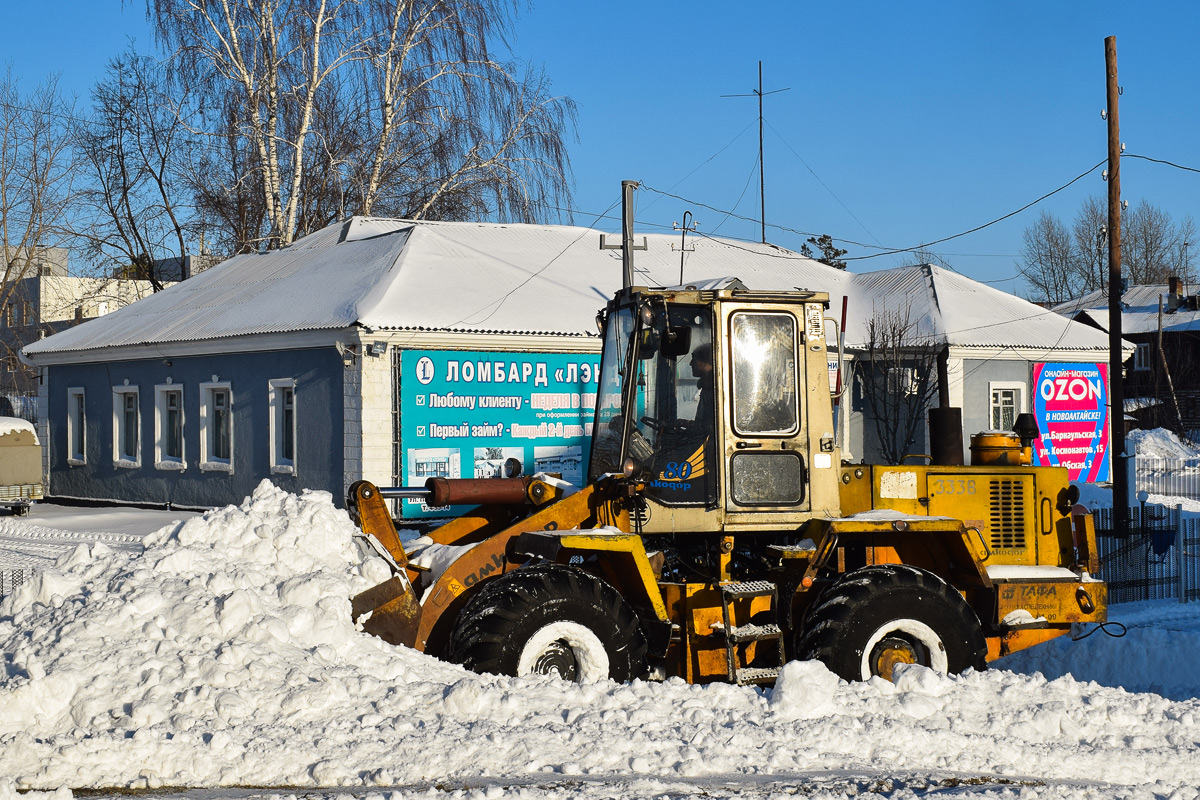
860,618 -> 948,680
517,621 -> 610,683
530,639 -> 578,680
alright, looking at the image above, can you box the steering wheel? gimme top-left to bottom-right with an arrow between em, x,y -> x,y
641,416 -> 691,437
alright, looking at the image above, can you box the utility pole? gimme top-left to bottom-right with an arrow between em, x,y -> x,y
758,61 -> 766,244
721,62 -> 789,244
1105,35 -> 1129,536
600,180 -> 647,291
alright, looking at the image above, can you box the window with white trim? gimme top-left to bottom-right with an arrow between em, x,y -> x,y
112,386 -> 140,468
1134,342 -> 1150,371
269,379 -> 296,474
886,366 -> 917,396
200,381 -> 233,471
989,381 -> 1027,432
155,384 -> 186,469
67,387 -> 86,465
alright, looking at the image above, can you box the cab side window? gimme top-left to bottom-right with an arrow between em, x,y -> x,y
730,312 -> 798,435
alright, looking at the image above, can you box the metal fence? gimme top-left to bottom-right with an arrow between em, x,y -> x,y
1135,457 -> 1200,501
1093,505 -> 1200,604
0,567 -> 36,599
0,394 -> 37,425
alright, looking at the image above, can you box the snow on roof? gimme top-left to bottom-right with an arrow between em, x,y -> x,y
24,217 -> 1110,361
1054,284 -> 1200,335
844,263 -> 1109,350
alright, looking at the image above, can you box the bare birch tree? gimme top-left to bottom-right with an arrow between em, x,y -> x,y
857,303 -> 941,465
148,0 -> 575,251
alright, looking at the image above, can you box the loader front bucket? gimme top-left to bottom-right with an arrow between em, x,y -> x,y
347,481 -> 422,648
352,573 -> 421,648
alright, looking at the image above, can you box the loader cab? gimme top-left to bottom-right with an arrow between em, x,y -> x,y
589,295 -> 718,506
588,287 -> 841,530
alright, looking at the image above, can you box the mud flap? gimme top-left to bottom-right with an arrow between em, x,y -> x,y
352,574 -> 422,648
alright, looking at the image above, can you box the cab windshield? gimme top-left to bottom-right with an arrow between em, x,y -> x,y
588,300 -> 715,504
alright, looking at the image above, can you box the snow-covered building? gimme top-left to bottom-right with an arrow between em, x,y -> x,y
22,217 -> 1114,509
1055,278 -> 1200,431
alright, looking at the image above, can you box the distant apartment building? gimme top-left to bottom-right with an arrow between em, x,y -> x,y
2,247 -> 165,404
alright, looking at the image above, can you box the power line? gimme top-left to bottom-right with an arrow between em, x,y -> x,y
1125,153 -> 1200,174
763,118 -> 889,255
642,158 -> 1108,261
709,156 -> 761,235
639,119 -> 757,216
451,198 -> 624,329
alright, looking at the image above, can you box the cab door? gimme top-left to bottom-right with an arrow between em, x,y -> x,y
722,308 -> 810,513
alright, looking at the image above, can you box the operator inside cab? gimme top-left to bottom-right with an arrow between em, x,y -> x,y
641,330 -> 718,507
587,300 -> 718,506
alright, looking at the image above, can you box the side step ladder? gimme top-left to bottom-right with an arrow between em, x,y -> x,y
719,580 -> 786,685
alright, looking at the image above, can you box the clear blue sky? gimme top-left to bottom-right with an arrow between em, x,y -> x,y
6,2 -> 1200,295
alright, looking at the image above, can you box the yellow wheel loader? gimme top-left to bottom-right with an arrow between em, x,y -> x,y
351,285 -> 1106,684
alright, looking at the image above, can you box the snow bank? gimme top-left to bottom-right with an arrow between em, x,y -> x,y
996,600 -> 1200,701
1128,427 -> 1200,458
3,481 -> 1200,797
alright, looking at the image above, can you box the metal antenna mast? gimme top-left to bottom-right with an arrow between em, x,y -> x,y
722,61 -> 790,244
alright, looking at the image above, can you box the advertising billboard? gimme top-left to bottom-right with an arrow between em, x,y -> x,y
399,349 -> 600,518
1031,362 -> 1110,482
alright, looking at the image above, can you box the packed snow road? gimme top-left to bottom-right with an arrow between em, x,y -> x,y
2,482 -> 1199,800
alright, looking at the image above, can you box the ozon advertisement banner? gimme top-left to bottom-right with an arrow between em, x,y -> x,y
1031,362 -> 1110,483
399,349 -> 600,518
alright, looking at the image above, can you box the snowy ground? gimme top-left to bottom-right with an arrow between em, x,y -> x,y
2,483 -> 1199,800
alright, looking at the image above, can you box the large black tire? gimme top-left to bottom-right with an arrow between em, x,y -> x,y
795,564 -> 986,682
445,564 -> 648,683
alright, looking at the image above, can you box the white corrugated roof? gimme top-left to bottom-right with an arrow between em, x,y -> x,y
24,217 -> 1111,360
1053,284 -> 1200,334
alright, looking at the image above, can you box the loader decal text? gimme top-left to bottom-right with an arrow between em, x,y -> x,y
649,443 -> 707,500
1001,583 -> 1062,617
462,552 -> 507,588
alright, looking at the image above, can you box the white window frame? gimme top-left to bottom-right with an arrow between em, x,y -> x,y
67,387 -> 86,465
886,366 -> 917,396
268,378 -> 297,474
1133,342 -> 1151,371
199,381 -> 233,472
988,381 -> 1027,432
111,385 -> 141,469
154,383 -> 187,470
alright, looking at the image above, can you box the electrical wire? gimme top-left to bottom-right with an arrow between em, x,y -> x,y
1125,153 -> 1200,174
448,197 -> 624,328
639,119 -> 758,216
763,118 -> 889,255
841,159 -> 1107,260
642,158 -> 1108,261
709,156 -> 761,235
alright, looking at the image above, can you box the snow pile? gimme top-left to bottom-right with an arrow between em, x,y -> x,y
1128,427 -> 1200,458
3,482 -> 1200,798
0,481 -> 463,788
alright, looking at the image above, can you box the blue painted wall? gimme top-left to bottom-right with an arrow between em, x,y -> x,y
46,347 -> 344,508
